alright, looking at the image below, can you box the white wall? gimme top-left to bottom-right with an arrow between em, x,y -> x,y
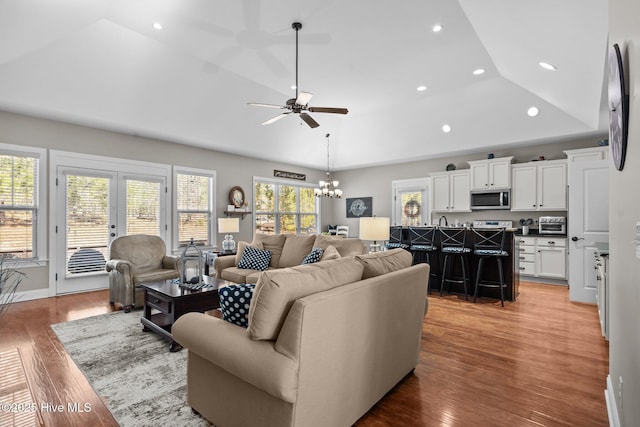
608,0 -> 640,425
0,111 -> 328,292
331,137 -> 602,236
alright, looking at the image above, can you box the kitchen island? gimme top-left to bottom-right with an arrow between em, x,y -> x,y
400,227 -> 520,302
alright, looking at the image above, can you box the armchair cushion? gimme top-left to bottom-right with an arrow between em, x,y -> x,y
237,247 -> 272,271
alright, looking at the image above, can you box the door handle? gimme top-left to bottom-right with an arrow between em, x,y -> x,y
111,233 -> 116,237
571,236 -> 584,242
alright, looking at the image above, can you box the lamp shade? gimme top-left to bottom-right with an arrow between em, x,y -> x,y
218,217 -> 239,233
359,217 -> 390,241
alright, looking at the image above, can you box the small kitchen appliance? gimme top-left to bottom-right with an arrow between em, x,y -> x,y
538,216 -> 566,234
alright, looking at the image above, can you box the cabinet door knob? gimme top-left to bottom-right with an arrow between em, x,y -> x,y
548,241 -> 556,245
533,204 -> 536,207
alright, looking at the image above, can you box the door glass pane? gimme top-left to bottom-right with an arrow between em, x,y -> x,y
65,175 -> 109,275
126,179 -> 161,236
401,191 -> 423,226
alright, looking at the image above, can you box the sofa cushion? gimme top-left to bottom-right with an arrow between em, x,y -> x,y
252,234 -> 287,268
237,246 -> 272,271
279,234 -> 316,267
313,234 -> 366,257
355,248 -> 413,279
320,245 -> 341,261
219,284 -> 256,328
247,258 -> 364,340
220,267 -> 265,284
235,241 -> 263,265
301,247 -> 324,264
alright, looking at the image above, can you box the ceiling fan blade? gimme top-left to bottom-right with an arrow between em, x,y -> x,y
308,107 -> 349,115
296,91 -> 313,106
262,112 -> 291,125
299,113 -> 320,128
248,102 -> 287,109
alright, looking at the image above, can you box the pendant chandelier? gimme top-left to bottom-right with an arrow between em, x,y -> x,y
314,133 -> 343,198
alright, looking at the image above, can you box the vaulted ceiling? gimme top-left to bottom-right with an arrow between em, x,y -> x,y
0,0 -> 609,170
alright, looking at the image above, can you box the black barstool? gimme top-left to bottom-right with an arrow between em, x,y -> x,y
385,226 -> 410,250
408,226 -> 439,293
438,227 -> 471,300
472,228 -> 508,307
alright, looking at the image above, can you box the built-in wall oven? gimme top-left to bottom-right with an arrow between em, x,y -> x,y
539,216 -> 566,234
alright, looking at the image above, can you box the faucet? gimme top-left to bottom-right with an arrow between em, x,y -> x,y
438,215 -> 448,227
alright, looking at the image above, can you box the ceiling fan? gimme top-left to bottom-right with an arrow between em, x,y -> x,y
248,22 -> 348,128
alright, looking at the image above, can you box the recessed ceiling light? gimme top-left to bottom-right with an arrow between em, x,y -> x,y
473,68 -> 485,75
539,61 -> 557,71
432,24 -> 443,33
527,106 -> 540,117
417,85 -> 427,91
152,22 -> 163,30
442,124 -> 451,133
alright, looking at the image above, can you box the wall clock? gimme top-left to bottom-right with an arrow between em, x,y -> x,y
608,43 -> 629,171
229,186 -> 245,208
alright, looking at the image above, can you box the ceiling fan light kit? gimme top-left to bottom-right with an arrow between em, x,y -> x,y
248,22 -> 348,128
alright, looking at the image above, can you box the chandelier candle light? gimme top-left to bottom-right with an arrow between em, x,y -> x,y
359,216 -> 390,253
218,217 -> 240,253
315,133 -> 343,198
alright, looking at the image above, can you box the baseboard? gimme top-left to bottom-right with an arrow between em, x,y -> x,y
520,276 -> 568,286
605,375 -> 620,427
12,288 -> 51,303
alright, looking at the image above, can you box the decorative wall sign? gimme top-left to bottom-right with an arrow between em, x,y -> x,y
346,197 -> 372,218
274,170 -> 306,181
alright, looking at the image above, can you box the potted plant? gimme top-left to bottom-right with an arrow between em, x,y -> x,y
0,255 -> 24,319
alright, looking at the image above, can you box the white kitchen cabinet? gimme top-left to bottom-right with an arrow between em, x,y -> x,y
468,156 -> 513,190
516,236 -> 567,280
511,160 -> 567,211
537,238 -> 567,279
430,170 -> 471,212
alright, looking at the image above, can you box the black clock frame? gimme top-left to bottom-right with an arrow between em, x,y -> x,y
609,43 -> 630,171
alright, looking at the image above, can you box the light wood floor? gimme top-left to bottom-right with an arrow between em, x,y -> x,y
0,281 -> 608,426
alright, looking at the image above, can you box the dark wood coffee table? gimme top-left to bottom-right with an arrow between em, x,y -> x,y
139,277 -> 234,352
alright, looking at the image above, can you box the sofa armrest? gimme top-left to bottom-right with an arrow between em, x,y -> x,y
214,255 -> 237,277
172,313 -> 298,403
105,259 -> 132,275
161,255 -> 180,270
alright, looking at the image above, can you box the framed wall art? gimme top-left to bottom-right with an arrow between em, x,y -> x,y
346,197 -> 372,218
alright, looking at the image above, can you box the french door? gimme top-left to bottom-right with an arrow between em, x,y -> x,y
55,166 -> 166,294
392,178 -> 431,227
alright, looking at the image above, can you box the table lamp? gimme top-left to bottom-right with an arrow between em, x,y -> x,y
359,217 -> 390,253
218,217 -> 240,252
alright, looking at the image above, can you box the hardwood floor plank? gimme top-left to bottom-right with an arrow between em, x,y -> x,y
0,282 -> 608,426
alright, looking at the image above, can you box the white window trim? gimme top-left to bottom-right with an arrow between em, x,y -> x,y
391,177 -> 431,226
0,142 -> 47,267
173,166 -> 216,252
253,175 -> 321,238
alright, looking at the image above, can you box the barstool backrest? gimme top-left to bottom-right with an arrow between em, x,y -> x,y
438,227 -> 467,249
472,228 -> 506,252
408,226 -> 437,246
389,226 -> 404,244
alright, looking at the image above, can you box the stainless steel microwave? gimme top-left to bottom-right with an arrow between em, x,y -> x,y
470,190 -> 510,210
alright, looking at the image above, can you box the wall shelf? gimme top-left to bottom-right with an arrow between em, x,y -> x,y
224,210 -> 252,220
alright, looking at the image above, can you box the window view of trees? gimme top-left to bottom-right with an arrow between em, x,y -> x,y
177,173 -> 211,246
0,154 -> 38,259
255,181 -> 318,235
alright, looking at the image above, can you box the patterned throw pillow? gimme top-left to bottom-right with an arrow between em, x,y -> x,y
237,246 -> 272,270
301,247 -> 324,264
218,284 -> 256,328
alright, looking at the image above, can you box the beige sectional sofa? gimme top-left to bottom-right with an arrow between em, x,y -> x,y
214,233 -> 367,284
173,249 -> 430,427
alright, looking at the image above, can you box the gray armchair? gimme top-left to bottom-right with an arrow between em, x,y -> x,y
106,235 -> 179,312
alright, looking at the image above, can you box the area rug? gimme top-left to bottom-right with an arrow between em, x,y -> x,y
51,311 -> 212,427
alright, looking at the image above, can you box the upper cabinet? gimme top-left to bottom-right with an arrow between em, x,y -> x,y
468,156 -> 513,190
511,159 -> 567,211
430,170 -> 471,212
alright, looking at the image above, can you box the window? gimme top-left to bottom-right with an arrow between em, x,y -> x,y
392,178 -> 430,227
0,144 -> 46,261
254,178 -> 319,235
174,168 -> 215,247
